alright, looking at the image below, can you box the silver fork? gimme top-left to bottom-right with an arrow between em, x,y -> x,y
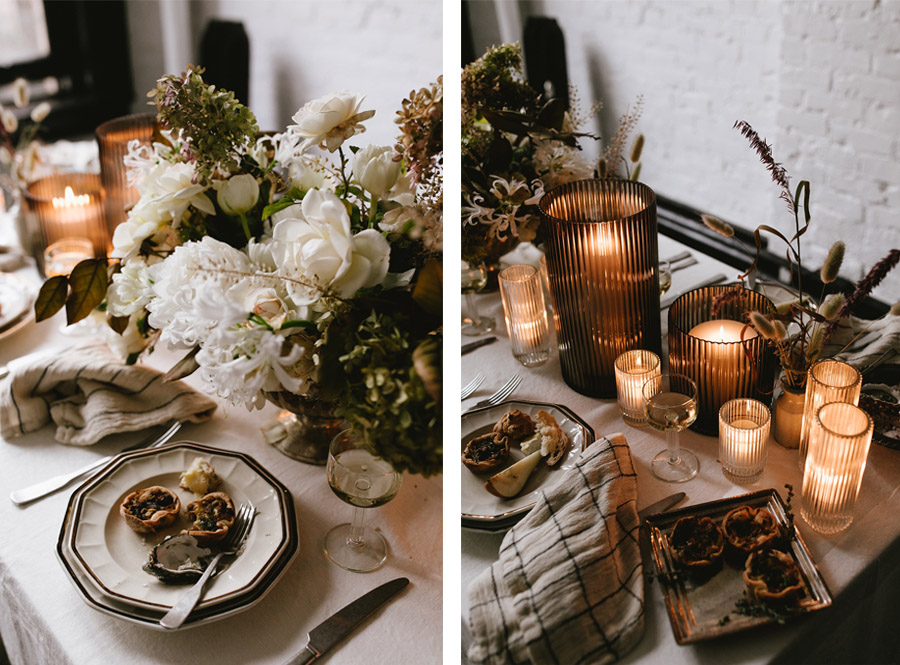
461,372 -> 485,400
468,374 -> 521,410
160,503 -> 256,630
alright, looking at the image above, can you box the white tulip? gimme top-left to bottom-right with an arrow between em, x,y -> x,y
351,145 -> 402,197
216,174 -> 260,215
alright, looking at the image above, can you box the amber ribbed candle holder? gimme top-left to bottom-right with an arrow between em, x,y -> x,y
96,113 -> 157,244
801,402 -> 873,534
668,285 -> 776,435
799,359 -> 862,471
25,173 -> 105,267
538,179 -> 661,397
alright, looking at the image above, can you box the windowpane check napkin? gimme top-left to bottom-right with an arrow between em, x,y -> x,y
0,342 -> 217,445
467,433 -> 644,665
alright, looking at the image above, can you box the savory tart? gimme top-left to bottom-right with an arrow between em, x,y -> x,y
492,410 -> 535,448
120,486 -> 181,534
669,515 -> 725,579
183,492 -> 236,545
179,457 -> 220,495
743,548 -> 804,605
722,506 -> 781,563
462,432 -> 509,474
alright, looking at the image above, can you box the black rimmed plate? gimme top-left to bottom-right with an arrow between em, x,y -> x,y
461,400 -> 594,528
57,442 -> 299,628
644,488 -> 832,644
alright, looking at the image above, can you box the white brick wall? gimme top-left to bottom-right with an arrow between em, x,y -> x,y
129,0 -> 442,150
522,0 -> 900,305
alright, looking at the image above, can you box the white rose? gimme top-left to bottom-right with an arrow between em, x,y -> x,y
111,214 -> 159,259
132,161 -> 214,225
288,154 -> 334,191
290,91 -> 375,152
271,189 -> 390,302
30,102 -> 50,124
216,173 -> 260,215
107,258 -> 153,316
351,145 -> 402,197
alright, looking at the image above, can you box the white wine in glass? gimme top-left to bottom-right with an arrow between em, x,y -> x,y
324,431 -> 402,572
461,261 -> 495,336
643,373 -> 699,482
658,260 -> 672,295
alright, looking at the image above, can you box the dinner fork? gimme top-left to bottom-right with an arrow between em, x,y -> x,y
468,374 -> 521,410
461,372 -> 485,400
160,503 -> 257,630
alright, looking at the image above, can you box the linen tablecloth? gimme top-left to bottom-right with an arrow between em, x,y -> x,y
0,299 -> 442,665
462,234 -> 900,664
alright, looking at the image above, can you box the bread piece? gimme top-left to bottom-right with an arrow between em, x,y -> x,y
179,457 -> 221,495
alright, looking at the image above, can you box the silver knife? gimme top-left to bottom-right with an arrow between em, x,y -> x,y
288,577 -> 409,665
462,337 -> 497,355
9,420 -> 183,506
660,273 -> 728,310
638,492 -> 686,521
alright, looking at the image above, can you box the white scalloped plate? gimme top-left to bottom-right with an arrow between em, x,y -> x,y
66,443 -> 292,612
461,400 -> 594,525
0,272 -> 36,338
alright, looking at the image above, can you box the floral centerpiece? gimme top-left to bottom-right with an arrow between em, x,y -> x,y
35,67 -> 443,476
461,43 -> 643,266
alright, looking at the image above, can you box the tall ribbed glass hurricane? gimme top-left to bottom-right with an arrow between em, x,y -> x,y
801,402 -> 873,535
498,264 -> 550,367
799,359 -> 862,471
539,179 -> 661,398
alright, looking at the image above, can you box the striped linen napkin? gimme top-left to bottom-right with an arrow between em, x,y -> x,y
0,342 -> 217,445
467,433 -> 644,665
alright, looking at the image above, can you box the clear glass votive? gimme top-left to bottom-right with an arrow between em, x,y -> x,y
801,402 -> 873,535
498,264 -> 551,367
43,237 -> 95,277
614,350 -> 661,426
799,359 -> 862,471
718,398 -> 771,483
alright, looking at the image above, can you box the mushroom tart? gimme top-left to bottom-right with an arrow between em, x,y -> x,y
669,515 -> 725,580
120,486 -> 181,534
743,548 -> 804,605
492,410 -> 535,448
722,506 -> 781,564
183,491 -> 236,545
462,432 -> 509,474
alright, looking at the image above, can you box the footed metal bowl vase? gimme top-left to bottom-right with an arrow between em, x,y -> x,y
262,391 -> 346,465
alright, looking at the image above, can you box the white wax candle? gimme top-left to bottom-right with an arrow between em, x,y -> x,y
730,418 -> 760,429
688,319 -> 758,342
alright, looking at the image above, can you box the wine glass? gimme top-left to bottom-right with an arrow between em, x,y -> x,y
642,373 -> 700,482
461,260 -> 495,336
324,430 -> 402,572
658,260 -> 672,295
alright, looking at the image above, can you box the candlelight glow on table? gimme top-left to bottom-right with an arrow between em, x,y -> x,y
799,359 -> 862,471
614,350 -> 661,426
718,398 -> 770,483
498,265 -> 550,367
800,402 -> 873,535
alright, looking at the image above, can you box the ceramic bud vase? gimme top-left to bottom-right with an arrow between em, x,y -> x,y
773,382 -> 805,448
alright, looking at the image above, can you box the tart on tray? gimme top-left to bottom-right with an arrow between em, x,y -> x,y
743,548 -> 805,606
722,506 -> 781,563
669,515 -> 725,580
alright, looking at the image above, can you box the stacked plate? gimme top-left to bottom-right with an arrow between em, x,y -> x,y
461,400 -> 595,533
0,272 -> 37,339
57,442 -> 300,630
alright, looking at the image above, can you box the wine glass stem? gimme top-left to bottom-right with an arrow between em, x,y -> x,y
667,429 -> 682,465
349,505 -> 366,547
465,292 -> 481,324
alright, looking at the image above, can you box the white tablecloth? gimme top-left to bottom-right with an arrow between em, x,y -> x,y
462,235 -> 900,664
0,269 -> 442,665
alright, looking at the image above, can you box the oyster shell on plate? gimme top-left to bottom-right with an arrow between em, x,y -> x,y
143,533 -> 214,584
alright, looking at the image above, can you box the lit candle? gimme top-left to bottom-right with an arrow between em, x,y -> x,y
800,402 -> 873,534
688,319 -> 757,342
43,237 -> 94,277
719,398 -> 770,483
27,174 -> 106,259
499,265 -> 551,368
614,350 -> 661,427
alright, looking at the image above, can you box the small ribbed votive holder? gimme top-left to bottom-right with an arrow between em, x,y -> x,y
43,237 -> 95,277
498,264 -> 551,368
799,359 -> 862,471
614,350 -> 661,426
800,402 -> 873,534
718,398 -> 771,483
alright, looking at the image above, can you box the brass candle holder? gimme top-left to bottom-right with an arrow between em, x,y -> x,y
538,179 -> 662,398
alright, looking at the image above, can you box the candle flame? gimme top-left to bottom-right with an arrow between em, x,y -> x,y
52,186 -> 90,209
719,324 -> 725,342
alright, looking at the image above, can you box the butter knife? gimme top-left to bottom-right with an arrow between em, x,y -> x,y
288,577 -> 409,664
638,492 -> 686,521
462,337 -> 496,355
9,420 -> 183,506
